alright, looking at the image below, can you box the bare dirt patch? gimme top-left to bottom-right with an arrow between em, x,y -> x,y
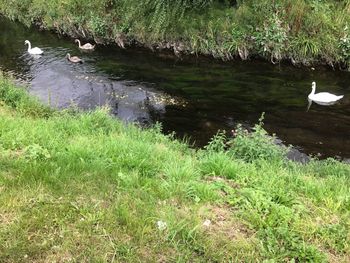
199,204 -> 253,240
0,211 -> 17,226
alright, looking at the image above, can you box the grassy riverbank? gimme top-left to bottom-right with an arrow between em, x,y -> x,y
0,75 -> 349,262
1,1 -> 350,67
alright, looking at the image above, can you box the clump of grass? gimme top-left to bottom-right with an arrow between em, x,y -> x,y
0,76 -> 349,261
0,73 -> 52,118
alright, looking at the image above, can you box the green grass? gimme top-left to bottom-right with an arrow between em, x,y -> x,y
1,0 -> 350,67
0,74 -> 349,262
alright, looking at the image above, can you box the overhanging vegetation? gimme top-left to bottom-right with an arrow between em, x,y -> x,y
1,0 -> 350,67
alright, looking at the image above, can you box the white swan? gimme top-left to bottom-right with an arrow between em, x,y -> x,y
24,40 -> 44,55
308,82 -> 343,103
75,39 -> 95,50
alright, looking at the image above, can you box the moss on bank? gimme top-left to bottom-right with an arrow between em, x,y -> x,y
0,74 -> 349,261
1,0 -> 350,68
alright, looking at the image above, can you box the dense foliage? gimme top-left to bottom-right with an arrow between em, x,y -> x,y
1,0 -> 350,67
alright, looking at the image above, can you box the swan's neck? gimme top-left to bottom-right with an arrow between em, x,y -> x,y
77,40 -> 81,48
311,85 -> 316,95
26,42 -> 31,51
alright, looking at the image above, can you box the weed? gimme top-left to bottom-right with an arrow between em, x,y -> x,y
228,114 -> 287,163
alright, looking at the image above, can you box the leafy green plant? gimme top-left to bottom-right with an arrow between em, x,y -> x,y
254,12 -> 288,62
23,144 -> 51,161
88,15 -> 108,36
339,25 -> 350,66
204,130 -> 227,153
229,114 -> 287,162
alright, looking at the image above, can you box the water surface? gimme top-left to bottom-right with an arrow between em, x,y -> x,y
1,16 -> 349,159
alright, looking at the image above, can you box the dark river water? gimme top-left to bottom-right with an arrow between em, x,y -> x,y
1,17 -> 350,159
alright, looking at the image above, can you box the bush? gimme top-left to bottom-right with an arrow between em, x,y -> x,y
228,115 -> 287,162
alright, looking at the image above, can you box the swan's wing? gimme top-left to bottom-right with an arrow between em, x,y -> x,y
31,47 -> 44,54
312,92 -> 343,102
83,43 -> 94,49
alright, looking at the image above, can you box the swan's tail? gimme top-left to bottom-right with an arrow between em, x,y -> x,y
338,95 -> 344,99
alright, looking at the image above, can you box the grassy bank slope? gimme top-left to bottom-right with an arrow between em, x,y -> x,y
1,1 -> 350,67
0,75 -> 349,262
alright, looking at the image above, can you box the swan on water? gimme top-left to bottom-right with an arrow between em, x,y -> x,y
307,99 -> 337,111
308,82 -> 344,103
24,40 -> 43,55
66,53 -> 83,63
75,39 -> 95,50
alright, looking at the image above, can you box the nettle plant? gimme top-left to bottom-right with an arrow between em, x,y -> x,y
204,114 -> 287,163
228,115 -> 287,163
254,12 -> 288,63
339,25 -> 350,67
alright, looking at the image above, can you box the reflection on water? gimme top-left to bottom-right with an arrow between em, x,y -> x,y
0,16 -> 349,159
307,99 -> 339,111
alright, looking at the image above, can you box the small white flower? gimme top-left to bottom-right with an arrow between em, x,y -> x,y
156,220 -> 167,231
203,219 -> 211,227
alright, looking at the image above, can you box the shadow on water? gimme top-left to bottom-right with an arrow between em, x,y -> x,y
1,16 -> 349,159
